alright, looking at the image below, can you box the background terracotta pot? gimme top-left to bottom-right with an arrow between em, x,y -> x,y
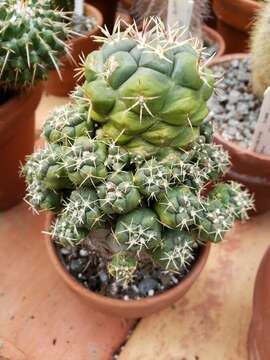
210,53 -> 270,214
203,24 -> 225,58
213,0 -> 261,53
45,214 -> 210,319
248,246 -> 270,360
45,4 -> 103,97
88,0 -> 118,32
0,84 -> 43,211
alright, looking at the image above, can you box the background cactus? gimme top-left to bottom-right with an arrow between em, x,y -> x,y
24,18 -> 253,291
0,0 -> 72,90
250,0 -> 270,97
128,0 -> 210,36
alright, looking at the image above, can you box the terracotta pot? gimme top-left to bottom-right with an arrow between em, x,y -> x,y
45,4 -> 103,97
248,246 -> 270,360
0,84 -> 43,211
210,53 -> 270,215
87,0 -> 118,32
45,214 -> 210,319
202,24 -> 226,58
213,0 -> 261,53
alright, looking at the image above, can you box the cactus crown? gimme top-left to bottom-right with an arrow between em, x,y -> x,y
23,18 -> 253,290
0,0 -> 72,90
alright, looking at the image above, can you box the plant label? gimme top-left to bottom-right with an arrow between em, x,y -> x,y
74,0 -> 83,17
167,0 -> 194,30
250,86 -> 270,155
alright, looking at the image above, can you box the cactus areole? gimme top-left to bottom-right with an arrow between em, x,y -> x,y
24,18 -> 253,297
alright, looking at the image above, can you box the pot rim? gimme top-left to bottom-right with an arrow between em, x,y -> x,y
44,213 -> 211,309
213,0 -> 261,12
67,3 -> 103,46
202,24 -> 226,59
210,53 -> 270,163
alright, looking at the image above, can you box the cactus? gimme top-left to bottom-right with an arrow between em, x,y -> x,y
250,1 -> 270,97
62,187 -> 105,229
115,208 -> 162,252
52,0 -> 74,12
97,171 -> 141,215
43,103 -> 94,145
153,229 -> 194,272
82,17 -> 215,157
155,186 -> 201,229
23,18 -> 253,290
0,0 -> 72,89
108,253 -> 137,285
63,136 -> 108,186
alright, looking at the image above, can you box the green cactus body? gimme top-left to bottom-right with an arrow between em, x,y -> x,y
155,186 -> 201,229
51,0 -> 74,12
108,253 -> 137,285
197,199 -> 234,243
115,208 -> 162,251
0,0 -> 71,89
25,179 -> 62,212
82,18 -> 214,157
193,142 -> 230,181
63,137 -> 108,186
153,229 -> 194,272
63,188 -> 104,229
209,182 -> 254,221
50,215 -> 89,246
43,104 -> 94,145
34,144 -> 71,190
105,143 -> 130,170
134,159 -> 171,199
97,171 -> 141,215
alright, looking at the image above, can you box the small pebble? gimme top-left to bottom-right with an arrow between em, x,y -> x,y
148,289 -> 155,297
79,249 -> 88,257
208,57 -> 261,149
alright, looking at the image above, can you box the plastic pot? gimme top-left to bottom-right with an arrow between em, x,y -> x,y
0,84 -> 43,211
213,0 -> 261,53
45,4 -> 103,97
210,54 -> 270,214
45,214 -> 210,319
202,24 -> 226,58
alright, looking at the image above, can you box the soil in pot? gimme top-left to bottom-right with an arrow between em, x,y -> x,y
56,235 -> 204,301
45,4 -> 103,97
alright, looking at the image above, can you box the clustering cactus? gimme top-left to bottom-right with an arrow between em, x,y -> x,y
250,0 -> 270,97
23,18 -> 253,289
0,0 -> 72,90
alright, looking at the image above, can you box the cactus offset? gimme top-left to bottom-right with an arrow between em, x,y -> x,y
23,18 -> 253,290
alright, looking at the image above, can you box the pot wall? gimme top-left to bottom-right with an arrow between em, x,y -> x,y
45,4 -> 103,97
0,84 -> 43,211
88,0 -> 118,32
248,246 -> 270,360
213,0 -> 261,53
45,215 -> 210,319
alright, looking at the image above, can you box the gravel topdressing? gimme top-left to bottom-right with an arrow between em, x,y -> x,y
72,13 -> 97,35
208,57 -> 262,149
56,240 -> 202,300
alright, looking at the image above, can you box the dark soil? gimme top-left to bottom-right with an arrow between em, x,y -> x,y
56,243 -> 203,300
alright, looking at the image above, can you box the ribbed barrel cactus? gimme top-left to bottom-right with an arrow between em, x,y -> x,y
0,0 -> 72,89
23,18 -> 253,290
